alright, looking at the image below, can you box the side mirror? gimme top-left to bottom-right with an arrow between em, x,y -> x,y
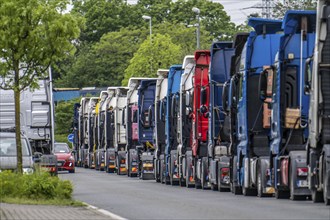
185,107 -> 191,116
148,106 -> 153,125
185,91 -> 190,107
122,106 -> 126,127
160,100 -> 166,122
200,87 -> 207,105
304,57 -> 312,94
258,69 -> 268,101
71,150 -> 77,154
230,77 -> 237,107
222,82 -> 229,111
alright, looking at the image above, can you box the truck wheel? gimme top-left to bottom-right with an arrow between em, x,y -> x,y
116,157 -> 121,175
311,189 -> 323,203
323,157 -> 329,205
257,167 -> 265,197
201,158 -> 208,190
194,159 -> 201,189
160,160 -> 164,184
185,158 -> 192,188
242,185 -> 257,196
169,157 -> 176,186
231,156 -> 242,194
275,189 -> 289,199
155,160 -> 160,183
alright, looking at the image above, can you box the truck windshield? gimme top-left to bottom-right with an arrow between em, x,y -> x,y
0,137 -> 31,156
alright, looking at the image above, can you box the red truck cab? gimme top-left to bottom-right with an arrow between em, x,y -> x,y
192,50 -> 211,189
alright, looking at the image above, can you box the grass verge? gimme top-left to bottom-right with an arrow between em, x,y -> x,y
0,170 -> 84,206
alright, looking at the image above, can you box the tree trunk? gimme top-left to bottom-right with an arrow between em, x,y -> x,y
14,68 -> 23,174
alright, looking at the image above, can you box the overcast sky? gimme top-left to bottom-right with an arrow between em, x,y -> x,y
125,0 -> 263,24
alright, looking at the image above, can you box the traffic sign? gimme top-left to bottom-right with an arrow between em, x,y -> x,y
67,133 -> 74,143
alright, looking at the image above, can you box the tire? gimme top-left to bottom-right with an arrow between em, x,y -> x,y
69,169 -> 75,173
231,156 -> 242,195
257,167 -> 265,197
275,189 -> 290,199
201,158 -> 209,190
116,156 -> 121,175
194,159 -> 201,189
185,158 -> 191,188
169,157 -> 177,186
155,160 -> 160,183
242,185 -> 257,196
160,160 -> 165,184
323,158 -> 330,205
311,189 -> 323,203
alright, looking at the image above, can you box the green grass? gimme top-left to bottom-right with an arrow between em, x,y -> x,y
1,197 -> 85,206
0,170 -> 83,206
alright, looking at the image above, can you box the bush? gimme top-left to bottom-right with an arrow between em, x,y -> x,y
0,171 -> 73,201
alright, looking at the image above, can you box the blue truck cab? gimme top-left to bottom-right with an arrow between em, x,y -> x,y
206,42 -> 234,191
259,11 -> 316,199
222,33 -> 249,194
235,18 -> 282,196
137,79 -> 157,180
165,64 -> 184,185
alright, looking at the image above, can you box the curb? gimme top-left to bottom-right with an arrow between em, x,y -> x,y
84,203 -> 127,220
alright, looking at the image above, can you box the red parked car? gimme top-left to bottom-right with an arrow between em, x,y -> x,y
54,142 -> 75,173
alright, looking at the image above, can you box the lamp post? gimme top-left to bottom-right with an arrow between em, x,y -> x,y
142,15 -> 152,75
142,15 -> 152,43
192,7 -> 200,49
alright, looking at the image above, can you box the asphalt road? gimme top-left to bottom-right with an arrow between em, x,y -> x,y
60,168 -> 330,220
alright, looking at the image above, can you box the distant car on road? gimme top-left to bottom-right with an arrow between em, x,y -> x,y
54,142 -> 75,173
0,129 -> 34,174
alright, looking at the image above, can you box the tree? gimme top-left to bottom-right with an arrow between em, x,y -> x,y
0,0 -> 81,173
122,33 -> 182,85
272,0 -> 317,19
72,0 -> 142,42
169,0 -> 235,40
56,27 -> 147,88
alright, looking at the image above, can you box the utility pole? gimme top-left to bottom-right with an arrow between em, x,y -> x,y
242,0 -> 275,19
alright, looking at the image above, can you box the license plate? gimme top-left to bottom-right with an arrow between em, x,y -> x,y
143,170 -> 153,173
57,162 -> 62,166
297,180 -> 308,187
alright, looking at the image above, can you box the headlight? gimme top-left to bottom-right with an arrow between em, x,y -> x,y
23,167 -> 34,174
68,156 -> 74,161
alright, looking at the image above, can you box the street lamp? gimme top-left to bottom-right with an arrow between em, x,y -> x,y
142,15 -> 152,75
192,7 -> 200,49
142,15 -> 152,43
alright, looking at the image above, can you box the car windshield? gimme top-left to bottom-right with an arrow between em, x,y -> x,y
0,137 -> 31,156
54,143 -> 70,153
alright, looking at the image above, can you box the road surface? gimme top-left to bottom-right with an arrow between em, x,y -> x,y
60,168 -> 330,220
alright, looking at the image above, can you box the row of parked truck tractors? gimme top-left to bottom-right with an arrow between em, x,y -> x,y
72,4 -> 330,205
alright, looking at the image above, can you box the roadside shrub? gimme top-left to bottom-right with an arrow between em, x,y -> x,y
0,171 -> 73,201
